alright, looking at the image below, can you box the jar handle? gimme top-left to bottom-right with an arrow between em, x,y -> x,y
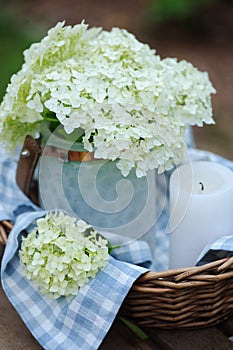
16,135 -> 41,204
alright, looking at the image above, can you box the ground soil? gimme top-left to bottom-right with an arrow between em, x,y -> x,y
3,0 -> 233,159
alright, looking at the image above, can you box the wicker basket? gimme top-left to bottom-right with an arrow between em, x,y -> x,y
120,257 -> 233,328
0,221 -> 13,245
1,220 -> 233,329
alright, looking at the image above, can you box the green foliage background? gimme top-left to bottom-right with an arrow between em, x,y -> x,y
0,11 -> 42,101
148,0 -> 216,24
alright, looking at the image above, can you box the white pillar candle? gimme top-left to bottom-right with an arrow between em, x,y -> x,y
169,161 -> 233,269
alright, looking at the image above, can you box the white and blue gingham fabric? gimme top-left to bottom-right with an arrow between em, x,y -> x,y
0,149 -> 39,221
197,234 -> 233,265
1,210 -> 149,350
1,146 -> 233,349
0,149 -> 151,350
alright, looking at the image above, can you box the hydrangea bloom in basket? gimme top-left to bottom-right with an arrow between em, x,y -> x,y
19,211 -> 110,299
0,21 -> 216,247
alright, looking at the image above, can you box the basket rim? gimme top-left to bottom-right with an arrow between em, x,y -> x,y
133,256 -> 233,284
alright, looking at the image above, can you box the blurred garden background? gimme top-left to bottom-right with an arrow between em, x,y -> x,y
0,0 -> 232,159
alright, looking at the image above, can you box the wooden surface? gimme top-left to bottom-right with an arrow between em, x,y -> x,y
1,281 -> 233,350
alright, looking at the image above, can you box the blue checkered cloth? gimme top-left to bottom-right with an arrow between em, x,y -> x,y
1,212 -> 149,350
0,150 -> 151,350
1,146 -> 233,350
0,150 -> 39,221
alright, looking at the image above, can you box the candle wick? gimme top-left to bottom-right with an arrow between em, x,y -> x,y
199,182 -> 204,191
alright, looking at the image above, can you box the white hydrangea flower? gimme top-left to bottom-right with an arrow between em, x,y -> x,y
19,212 -> 109,299
0,21 -> 216,176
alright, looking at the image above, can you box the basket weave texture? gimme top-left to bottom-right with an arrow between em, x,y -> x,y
1,220 -> 233,329
0,221 -> 13,245
121,257 -> 233,328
